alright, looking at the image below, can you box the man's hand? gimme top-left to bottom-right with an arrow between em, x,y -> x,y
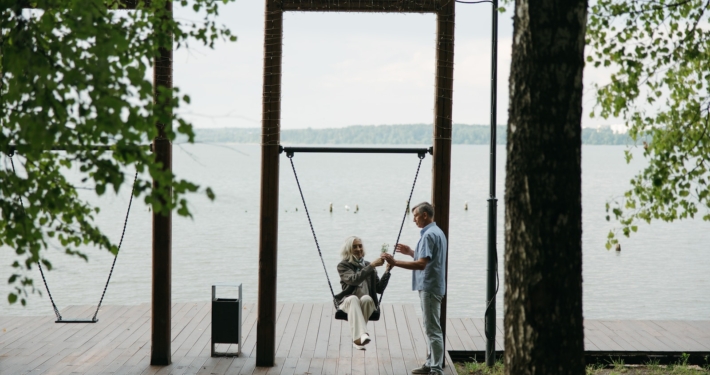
370,257 -> 385,267
395,244 -> 414,257
381,253 -> 395,266
382,252 -> 428,271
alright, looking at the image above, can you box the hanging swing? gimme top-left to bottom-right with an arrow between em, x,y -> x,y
8,152 -> 138,323
283,146 -> 429,321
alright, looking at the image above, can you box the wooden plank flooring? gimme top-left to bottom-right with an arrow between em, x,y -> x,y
1,303 -> 709,374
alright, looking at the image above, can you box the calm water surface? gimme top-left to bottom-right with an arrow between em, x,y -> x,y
1,144 -> 708,319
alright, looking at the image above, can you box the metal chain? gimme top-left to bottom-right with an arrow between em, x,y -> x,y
288,153 -> 426,308
92,169 -> 139,321
9,155 -> 63,321
287,155 -> 337,300
379,154 -> 425,305
8,154 -> 139,322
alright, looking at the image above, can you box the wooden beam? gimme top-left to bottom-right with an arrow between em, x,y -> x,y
282,0 -> 441,13
431,0 -> 454,354
150,0 -> 172,367
256,0 -> 284,367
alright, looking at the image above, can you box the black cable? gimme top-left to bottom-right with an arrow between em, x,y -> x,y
484,250 -> 499,342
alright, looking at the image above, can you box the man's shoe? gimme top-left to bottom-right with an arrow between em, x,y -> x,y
353,343 -> 366,350
411,365 -> 431,374
359,333 -> 371,346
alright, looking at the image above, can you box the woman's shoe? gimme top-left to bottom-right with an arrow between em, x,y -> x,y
359,333 -> 371,346
353,343 -> 366,350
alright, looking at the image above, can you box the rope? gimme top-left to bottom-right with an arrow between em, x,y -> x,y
286,152 -> 425,308
378,155 -> 425,306
9,155 -> 63,321
92,170 -> 139,321
287,155 -> 337,300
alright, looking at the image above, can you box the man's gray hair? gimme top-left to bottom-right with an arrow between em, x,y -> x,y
412,202 -> 434,218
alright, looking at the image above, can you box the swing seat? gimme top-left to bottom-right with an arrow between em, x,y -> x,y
288,152 -> 424,326
56,318 -> 98,324
334,300 -> 380,321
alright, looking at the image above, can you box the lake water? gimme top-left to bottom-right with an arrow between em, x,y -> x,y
1,144 -> 709,320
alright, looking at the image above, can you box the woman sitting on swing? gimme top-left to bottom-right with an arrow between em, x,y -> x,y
334,236 -> 391,350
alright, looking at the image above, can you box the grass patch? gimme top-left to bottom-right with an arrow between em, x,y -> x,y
455,358 -> 504,375
455,355 -> 710,375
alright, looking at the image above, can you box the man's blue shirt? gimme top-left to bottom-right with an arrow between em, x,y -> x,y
411,222 -> 447,295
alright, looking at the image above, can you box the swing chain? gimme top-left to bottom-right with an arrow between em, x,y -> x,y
287,154 -> 338,299
286,150 -> 425,308
8,153 -> 138,322
9,154 -> 63,321
378,154 -> 424,306
92,169 -> 139,321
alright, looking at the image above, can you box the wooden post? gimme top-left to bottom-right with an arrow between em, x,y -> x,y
151,0 -> 173,366
433,0 -> 455,351
256,0 -> 283,367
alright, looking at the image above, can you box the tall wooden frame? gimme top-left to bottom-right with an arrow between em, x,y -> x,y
257,0 -> 455,366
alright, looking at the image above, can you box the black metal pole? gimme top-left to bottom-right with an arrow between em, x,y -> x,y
485,0 -> 499,367
281,146 -> 432,157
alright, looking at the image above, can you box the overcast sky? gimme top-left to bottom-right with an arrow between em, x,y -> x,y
173,1 -> 618,130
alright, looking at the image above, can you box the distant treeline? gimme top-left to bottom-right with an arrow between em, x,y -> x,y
190,124 -> 633,145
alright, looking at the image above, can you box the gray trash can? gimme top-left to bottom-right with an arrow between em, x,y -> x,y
211,283 -> 242,357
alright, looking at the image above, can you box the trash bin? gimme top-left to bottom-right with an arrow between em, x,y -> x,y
211,283 -> 242,357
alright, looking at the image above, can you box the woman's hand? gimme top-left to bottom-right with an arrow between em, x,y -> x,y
370,257 -> 385,267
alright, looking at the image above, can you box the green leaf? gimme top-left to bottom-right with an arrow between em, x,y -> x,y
2,0 -> 235,307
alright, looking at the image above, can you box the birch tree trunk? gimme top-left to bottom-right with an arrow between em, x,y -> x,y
504,0 -> 588,373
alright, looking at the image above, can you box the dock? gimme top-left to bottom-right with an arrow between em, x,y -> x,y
1,302 -> 709,374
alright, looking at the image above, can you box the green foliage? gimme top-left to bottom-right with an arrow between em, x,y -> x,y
457,358 -> 505,374
1,0 -> 234,305
459,357 -> 710,374
587,0 -> 710,249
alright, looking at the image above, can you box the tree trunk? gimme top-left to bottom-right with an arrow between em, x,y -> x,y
504,1 -> 587,374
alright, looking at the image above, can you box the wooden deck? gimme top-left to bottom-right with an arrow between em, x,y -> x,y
1,303 -> 709,375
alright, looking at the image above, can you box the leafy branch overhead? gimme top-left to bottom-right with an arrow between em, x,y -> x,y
0,0 -> 235,306
587,0 -> 710,248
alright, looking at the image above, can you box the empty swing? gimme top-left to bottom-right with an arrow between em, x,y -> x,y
283,146 -> 429,321
8,153 -> 138,323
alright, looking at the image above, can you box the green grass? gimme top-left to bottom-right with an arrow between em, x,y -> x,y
455,355 -> 710,375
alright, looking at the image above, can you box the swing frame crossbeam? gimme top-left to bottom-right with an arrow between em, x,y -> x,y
6,144 -> 152,155
280,146 -> 432,158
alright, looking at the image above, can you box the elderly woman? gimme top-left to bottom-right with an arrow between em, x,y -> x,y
334,236 -> 391,350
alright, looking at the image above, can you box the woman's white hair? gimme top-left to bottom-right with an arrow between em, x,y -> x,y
340,236 -> 364,264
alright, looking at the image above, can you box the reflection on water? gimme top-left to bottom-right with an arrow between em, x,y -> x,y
1,144 -> 708,320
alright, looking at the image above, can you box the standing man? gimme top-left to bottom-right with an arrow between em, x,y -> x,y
381,202 -> 447,375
